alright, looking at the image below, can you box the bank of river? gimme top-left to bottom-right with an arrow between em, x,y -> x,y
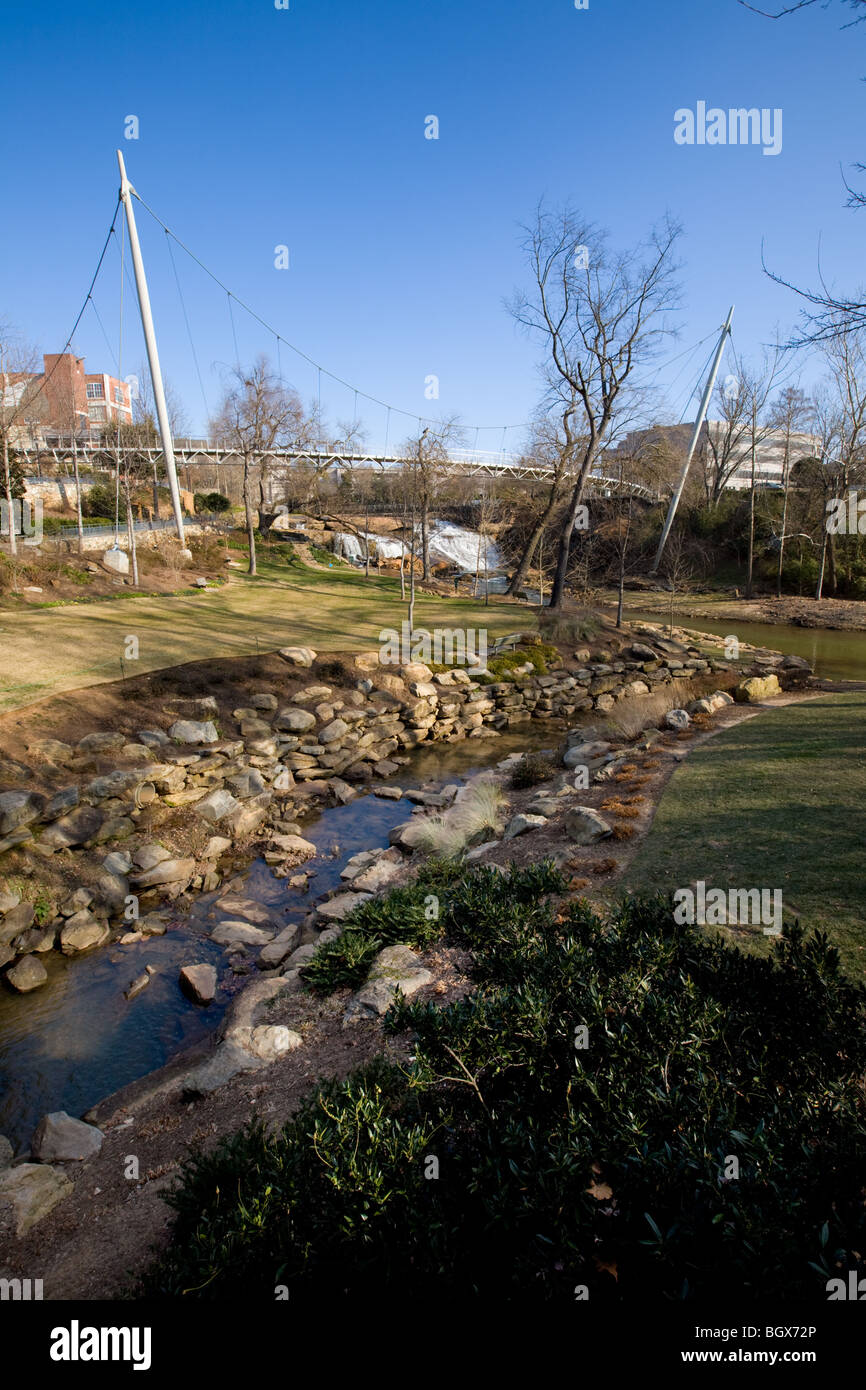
626,608 -> 866,682
0,728 -> 561,1151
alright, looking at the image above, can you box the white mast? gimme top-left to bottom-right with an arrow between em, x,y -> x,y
650,305 -> 734,573
116,149 -> 186,545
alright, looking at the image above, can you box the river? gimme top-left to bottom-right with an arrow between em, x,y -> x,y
0,727 -> 561,1152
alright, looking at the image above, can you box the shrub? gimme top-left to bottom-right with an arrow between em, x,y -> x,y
143,878 -> 866,1303
82,483 -> 126,521
194,491 -> 231,514
411,777 -> 505,858
510,752 -> 557,789
538,608 -> 601,646
605,678 -> 697,739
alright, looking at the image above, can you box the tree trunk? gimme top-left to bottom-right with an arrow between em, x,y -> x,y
365,496 -> 370,578
243,457 -> 257,576
420,491 -> 429,581
152,461 -> 160,521
550,467 -> 591,609
745,415 -> 757,600
72,438 -> 84,555
3,434 -> 17,557
506,485 -> 560,596
124,469 -> 139,586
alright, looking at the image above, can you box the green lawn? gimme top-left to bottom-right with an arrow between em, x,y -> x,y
624,693 -> 866,979
0,555 -> 531,712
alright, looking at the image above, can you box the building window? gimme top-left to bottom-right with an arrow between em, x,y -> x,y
86,382 -> 104,399
113,386 -> 125,405
88,405 -> 106,421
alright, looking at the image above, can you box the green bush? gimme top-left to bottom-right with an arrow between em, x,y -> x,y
82,483 -> 126,521
143,865 -> 866,1303
194,491 -> 231,514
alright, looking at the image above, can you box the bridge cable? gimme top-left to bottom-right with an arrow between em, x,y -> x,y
166,229 -> 210,426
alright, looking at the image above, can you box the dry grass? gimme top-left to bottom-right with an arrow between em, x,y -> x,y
414,776 -> 506,857
592,857 -> 618,875
605,678 -> 697,739
601,799 -> 641,819
611,823 -> 636,840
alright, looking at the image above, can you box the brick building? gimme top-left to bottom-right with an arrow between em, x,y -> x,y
2,352 -> 132,446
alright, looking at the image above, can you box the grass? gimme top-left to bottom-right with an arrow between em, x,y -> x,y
624,692 -> 866,979
411,777 -> 506,858
603,677 -> 700,738
0,550 -> 533,713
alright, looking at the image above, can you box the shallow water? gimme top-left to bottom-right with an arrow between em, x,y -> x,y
627,609 -> 866,683
0,728 -> 560,1151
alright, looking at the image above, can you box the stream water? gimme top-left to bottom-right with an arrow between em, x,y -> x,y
0,728 -> 560,1152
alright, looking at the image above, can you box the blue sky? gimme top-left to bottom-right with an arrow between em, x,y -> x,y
2,0 -> 864,449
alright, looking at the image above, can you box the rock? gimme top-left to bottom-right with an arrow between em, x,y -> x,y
735,673 -> 781,703
60,914 -> 110,955
319,718 -> 349,744
504,813 -> 549,841
5,955 -> 48,992
292,684 -> 333,703
211,920 -> 274,947
0,902 -> 35,942
269,833 -> 318,861
352,858 -> 404,893
202,835 -> 232,858
247,1025 -> 302,1061
0,1163 -> 73,1235
781,654 -> 811,671
564,806 -> 612,844
316,891 -> 372,922
132,856 -> 195,888
124,971 -> 151,1000
329,777 -> 356,804
664,708 -> 691,730
250,692 -> 279,710
226,768 -> 266,799
31,1111 -> 103,1162
132,843 -> 173,872
103,849 -> 133,876
344,944 -> 433,1023
563,740 -> 611,769
82,769 -> 144,803
257,928 -> 300,970
168,719 -> 219,745
0,790 -> 46,835
285,943 -> 317,969
13,926 -> 55,954
399,662 -> 434,683
629,642 -> 659,661
275,707 -> 317,733
60,887 -> 93,916
44,785 -> 80,819
138,729 -> 169,748
194,787 -> 240,824
39,805 -> 104,850
182,1040 -> 262,1097
279,646 -> 316,667
179,963 -> 218,1004
91,867 -> 129,910
371,784 -> 403,800
0,891 -> 20,915
388,818 -> 432,852
38,738 -> 75,764
77,731 -> 124,752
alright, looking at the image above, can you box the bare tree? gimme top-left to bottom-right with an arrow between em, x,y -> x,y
0,325 -> 42,557
401,418 -> 463,582
769,385 -> 814,595
506,397 -> 583,595
211,357 -> 310,575
509,204 -> 682,608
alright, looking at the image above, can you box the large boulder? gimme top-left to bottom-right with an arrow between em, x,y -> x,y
211,920 -> 274,947
504,813 -> 548,841
279,646 -> 316,667
318,718 -> 348,744
564,806 -> 612,845
735,673 -> 781,703
344,944 -> 433,1023
0,791 -> 45,836
39,805 -> 105,850
275,707 -> 316,733
664,708 -> 690,730
60,913 -> 110,955
168,719 -> 219,745
31,1111 -> 103,1162
5,955 -> 48,993
196,788 -> 240,823
132,856 -> 195,888
0,1163 -> 73,1235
